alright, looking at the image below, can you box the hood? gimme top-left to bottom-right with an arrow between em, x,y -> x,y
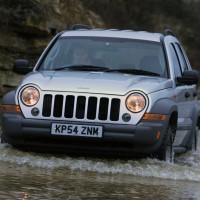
20,71 -> 173,95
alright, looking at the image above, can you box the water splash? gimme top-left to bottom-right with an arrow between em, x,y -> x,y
1,127 -> 200,182
1,143 -> 200,182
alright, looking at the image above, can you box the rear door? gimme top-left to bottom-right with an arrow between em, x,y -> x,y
173,43 -> 197,119
169,43 -> 189,121
169,42 -> 197,146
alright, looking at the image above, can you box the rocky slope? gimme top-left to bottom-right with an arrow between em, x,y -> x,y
0,0 -> 104,96
1,0 -> 200,96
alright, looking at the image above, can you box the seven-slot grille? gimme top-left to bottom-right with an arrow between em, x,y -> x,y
42,94 -> 121,121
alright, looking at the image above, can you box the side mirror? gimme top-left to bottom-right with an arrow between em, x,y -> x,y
177,70 -> 199,85
13,59 -> 33,75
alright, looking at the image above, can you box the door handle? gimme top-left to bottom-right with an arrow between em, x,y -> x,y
185,92 -> 190,98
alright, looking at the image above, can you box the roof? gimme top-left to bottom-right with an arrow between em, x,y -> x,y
61,29 -> 163,42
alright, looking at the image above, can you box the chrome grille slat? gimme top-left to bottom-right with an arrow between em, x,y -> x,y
42,94 -> 120,122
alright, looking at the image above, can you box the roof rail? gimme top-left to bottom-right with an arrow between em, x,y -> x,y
163,29 -> 176,37
69,24 -> 91,30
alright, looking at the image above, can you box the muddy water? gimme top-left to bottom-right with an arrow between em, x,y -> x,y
0,125 -> 200,199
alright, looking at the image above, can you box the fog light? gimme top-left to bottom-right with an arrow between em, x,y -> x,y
122,113 -> 131,122
31,107 -> 40,116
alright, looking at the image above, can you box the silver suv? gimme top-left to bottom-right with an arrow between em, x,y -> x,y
1,24 -> 200,162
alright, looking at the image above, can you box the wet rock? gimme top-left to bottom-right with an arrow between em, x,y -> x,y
0,0 -> 105,96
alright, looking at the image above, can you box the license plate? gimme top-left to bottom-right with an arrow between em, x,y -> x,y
51,123 -> 103,138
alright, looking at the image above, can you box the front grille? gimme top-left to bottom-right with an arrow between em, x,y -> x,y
42,94 -> 52,117
42,94 -> 121,121
64,95 -> 75,118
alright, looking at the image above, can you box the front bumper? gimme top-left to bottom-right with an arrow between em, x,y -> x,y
2,112 -> 169,156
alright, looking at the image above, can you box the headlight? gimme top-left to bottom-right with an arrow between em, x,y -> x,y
126,93 -> 146,113
21,86 -> 40,106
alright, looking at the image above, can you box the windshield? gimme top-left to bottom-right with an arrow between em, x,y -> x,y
39,36 -> 167,77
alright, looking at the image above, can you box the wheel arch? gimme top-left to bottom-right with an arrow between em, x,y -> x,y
150,98 -> 178,140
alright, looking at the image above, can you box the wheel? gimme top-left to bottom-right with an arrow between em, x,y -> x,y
156,124 -> 174,163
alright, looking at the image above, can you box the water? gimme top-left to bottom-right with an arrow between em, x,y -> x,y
0,126 -> 200,199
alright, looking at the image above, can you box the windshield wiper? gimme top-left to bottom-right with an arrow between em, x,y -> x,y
54,66 -> 160,76
105,68 -> 160,76
54,65 -> 109,71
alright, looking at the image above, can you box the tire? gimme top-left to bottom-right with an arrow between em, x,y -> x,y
156,124 -> 174,163
1,131 -> 7,144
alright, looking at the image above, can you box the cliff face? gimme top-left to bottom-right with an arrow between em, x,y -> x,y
0,0 -> 104,96
1,0 -> 200,97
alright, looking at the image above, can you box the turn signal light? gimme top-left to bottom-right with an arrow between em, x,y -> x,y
1,105 -> 21,113
142,113 -> 166,121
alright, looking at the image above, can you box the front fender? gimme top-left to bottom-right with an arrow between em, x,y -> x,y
149,98 -> 177,115
2,90 -> 16,105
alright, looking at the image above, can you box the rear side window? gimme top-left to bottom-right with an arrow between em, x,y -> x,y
174,43 -> 188,71
169,44 -> 182,77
